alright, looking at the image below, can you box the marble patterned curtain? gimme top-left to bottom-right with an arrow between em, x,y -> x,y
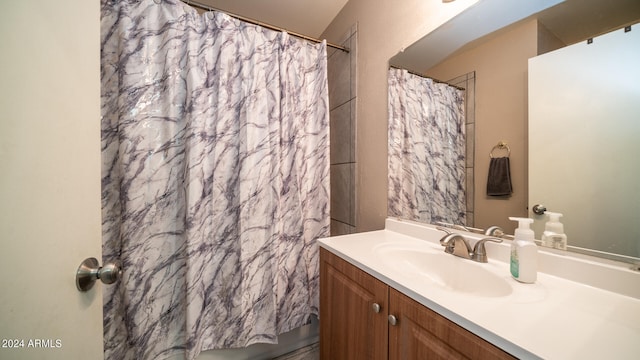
100,1 -> 329,359
388,68 -> 466,224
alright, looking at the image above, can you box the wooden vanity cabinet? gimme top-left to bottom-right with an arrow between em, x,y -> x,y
320,248 -> 516,360
319,248 -> 389,359
388,287 -> 515,359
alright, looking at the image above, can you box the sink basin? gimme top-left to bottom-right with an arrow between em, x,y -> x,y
374,243 -> 513,297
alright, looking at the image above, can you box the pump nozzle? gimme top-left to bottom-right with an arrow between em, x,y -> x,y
509,217 -> 535,241
546,212 -> 563,222
544,212 -> 564,234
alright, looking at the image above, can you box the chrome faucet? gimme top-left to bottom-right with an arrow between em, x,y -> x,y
436,227 -> 503,263
471,237 -> 503,263
484,225 -> 514,240
438,228 -> 473,259
484,225 -> 504,237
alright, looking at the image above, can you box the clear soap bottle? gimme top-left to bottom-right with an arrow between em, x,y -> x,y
541,212 -> 567,250
509,217 -> 537,283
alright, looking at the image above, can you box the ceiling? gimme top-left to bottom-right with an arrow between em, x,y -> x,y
190,0 -> 640,44
193,0 -> 349,38
536,0 -> 640,45
391,0 -> 640,73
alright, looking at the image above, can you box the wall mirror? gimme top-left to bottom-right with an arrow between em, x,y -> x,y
388,0 -> 640,262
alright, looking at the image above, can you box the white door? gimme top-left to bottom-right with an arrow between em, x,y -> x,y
0,1 -> 103,359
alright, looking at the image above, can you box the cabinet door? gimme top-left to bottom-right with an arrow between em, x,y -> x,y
320,248 -> 388,360
388,288 -> 516,360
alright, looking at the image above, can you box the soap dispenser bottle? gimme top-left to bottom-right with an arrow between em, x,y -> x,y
541,212 -> 567,250
509,217 -> 537,283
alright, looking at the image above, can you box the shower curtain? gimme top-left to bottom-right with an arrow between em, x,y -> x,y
101,1 -> 329,359
387,68 -> 466,224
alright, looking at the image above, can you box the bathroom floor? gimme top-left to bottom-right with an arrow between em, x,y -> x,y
272,342 -> 319,360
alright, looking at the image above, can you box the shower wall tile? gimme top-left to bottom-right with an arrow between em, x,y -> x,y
349,162 -> 355,224
330,220 -> 356,236
464,73 -> 476,227
349,29 -> 358,103
328,44 -> 351,110
330,163 -> 352,224
465,74 -> 476,124
329,25 -> 357,235
448,72 -> 476,227
466,166 -> 475,226
326,41 -> 339,59
334,23 -> 357,47
466,123 -> 475,168
466,212 -> 474,227
350,99 -> 356,163
330,102 -> 351,165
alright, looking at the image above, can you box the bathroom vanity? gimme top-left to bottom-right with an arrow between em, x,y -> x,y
320,248 -> 514,359
318,218 -> 640,359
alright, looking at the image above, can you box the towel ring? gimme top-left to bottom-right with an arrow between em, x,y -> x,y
490,141 -> 511,158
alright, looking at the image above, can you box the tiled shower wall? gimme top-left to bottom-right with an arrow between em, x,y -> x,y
328,25 -> 357,236
447,71 -> 476,227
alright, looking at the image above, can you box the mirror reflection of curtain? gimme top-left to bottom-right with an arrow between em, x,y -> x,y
101,0 -> 330,359
388,68 -> 466,224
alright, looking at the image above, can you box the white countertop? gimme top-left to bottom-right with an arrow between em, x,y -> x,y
318,218 -> 640,360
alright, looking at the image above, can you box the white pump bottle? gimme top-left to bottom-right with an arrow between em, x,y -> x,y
509,217 -> 537,283
541,212 -> 567,250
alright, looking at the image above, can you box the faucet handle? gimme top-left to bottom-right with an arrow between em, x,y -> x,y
435,226 -> 453,246
435,226 -> 452,234
436,228 -> 463,251
472,237 -> 503,263
484,225 -> 504,237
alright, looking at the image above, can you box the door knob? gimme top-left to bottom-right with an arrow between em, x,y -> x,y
76,257 -> 121,292
388,315 -> 398,326
532,204 -> 547,215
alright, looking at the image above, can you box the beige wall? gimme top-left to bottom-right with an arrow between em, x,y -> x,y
321,0 -> 477,232
426,19 -> 547,233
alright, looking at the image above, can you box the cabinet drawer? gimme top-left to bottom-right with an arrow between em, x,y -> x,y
389,288 -> 516,360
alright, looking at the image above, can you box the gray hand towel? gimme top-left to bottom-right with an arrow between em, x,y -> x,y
487,157 -> 513,196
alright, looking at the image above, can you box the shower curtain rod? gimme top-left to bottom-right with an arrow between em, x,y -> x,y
389,65 -> 465,90
389,65 -> 465,91
179,0 -> 349,52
